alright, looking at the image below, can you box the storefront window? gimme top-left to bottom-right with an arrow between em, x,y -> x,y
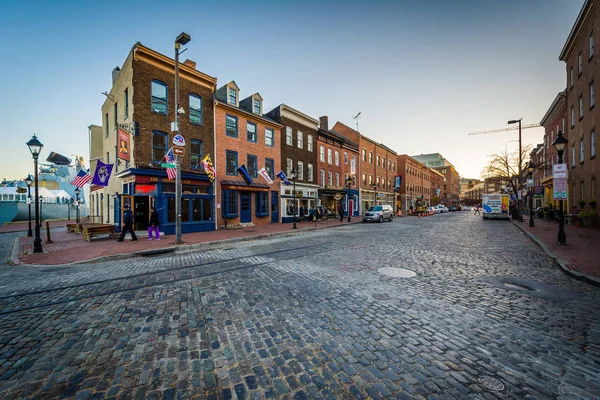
192,198 -> 213,221
181,198 -> 190,222
167,197 -> 176,222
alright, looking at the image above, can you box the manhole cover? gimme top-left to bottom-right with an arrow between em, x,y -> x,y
372,293 -> 391,300
478,376 -> 505,391
378,267 -> 416,278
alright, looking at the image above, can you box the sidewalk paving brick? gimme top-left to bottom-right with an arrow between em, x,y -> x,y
515,216 -> 600,283
10,218 -> 360,265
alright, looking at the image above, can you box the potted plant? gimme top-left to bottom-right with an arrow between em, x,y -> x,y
579,200 -> 586,210
579,210 -> 599,227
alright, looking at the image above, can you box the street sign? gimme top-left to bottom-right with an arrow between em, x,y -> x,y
553,163 -> 567,200
173,147 -> 185,156
161,163 -> 176,168
173,134 -> 185,147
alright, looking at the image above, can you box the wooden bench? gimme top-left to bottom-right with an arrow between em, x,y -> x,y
66,223 -> 84,233
82,224 -> 117,242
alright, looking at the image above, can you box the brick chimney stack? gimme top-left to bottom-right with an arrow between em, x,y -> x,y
320,116 -> 329,131
183,59 -> 196,69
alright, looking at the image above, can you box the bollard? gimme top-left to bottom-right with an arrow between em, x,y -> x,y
46,221 -> 54,243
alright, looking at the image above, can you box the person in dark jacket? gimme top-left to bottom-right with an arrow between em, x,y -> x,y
148,207 -> 160,240
117,204 -> 137,242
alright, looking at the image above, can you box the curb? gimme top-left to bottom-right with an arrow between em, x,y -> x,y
9,220 -> 362,268
512,220 -> 600,287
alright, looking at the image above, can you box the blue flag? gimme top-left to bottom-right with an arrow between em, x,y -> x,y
277,171 -> 291,186
237,164 -> 253,185
92,160 -> 114,187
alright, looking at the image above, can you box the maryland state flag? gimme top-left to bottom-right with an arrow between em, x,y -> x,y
201,154 -> 216,182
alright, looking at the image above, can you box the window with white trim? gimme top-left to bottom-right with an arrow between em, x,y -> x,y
580,138 -> 585,163
362,149 -> 366,162
571,106 -> 575,127
334,150 -> 339,166
286,158 -> 293,176
320,145 -> 325,162
307,134 -> 313,152
297,130 -> 303,149
335,172 -> 339,186
590,82 -> 595,108
297,161 -> 304,180
578,51 -> 583,75
579,96 -> 584,119
328,171 -> 332,186
286,126 -> 292,146
228,87 -> 237,105
327,148 -> 332,164
307,163 -> 313,182
344,152 -> 348,164
320,169 -> 325,186
572,145 -> 576,167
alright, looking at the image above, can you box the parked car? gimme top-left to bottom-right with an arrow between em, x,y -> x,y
427,206 -> 436,215
363,205 -> 394,222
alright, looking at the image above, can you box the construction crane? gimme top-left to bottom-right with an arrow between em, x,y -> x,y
468,123 -> 541,136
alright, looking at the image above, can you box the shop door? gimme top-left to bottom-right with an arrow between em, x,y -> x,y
240,192 -> 251,223
349,199 -> 354,216
271,191 -> 279,223
134,196 -> 150,231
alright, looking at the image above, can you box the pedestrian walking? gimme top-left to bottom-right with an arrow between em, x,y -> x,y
117,204 -> 137,242
148,207 -> 160,240
474,205 -> 481,215
339,204 -> 344,222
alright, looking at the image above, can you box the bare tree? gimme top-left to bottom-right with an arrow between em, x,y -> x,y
481,144 -> 533,196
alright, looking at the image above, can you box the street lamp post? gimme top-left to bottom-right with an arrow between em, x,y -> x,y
346,177 -> 353,222
528,160 -> 535,227
290,168 -> 297,229
174,32 -> 191,244
508,118 -> 523,221
552,131 -> 568,245
24,174 -> 33,237
26,134 -> 44,253
39,195 -> 43,227
372,184 -> 378,207
74,187 -> 80,224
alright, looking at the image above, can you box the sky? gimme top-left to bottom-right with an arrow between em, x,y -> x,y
0,0 -> 585,181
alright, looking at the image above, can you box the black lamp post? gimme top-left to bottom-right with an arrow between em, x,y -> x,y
552,131 -> 568,245
528,159 -> 535,227
24,174 -> 33,237
346,177 -> 353,222
26,134 -> 43,253
74,187 -> 80,224
39,195 -> 43,227
508,118 -> 524,221
290,167 -> 297,229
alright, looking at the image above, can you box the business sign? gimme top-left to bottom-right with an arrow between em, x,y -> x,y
395,175 -> 402,190
350,158 -> 356,175
534,185 -> 544,198
118,128 -> 130,161
173,134 -> 186,147
553,164 -> 567,200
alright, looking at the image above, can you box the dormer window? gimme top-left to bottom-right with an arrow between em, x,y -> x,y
253,99 -> 261,114
228,87 -> 237,105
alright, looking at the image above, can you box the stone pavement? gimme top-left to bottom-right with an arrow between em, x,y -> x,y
9,218 -> 360,266
514,216 -> 600,285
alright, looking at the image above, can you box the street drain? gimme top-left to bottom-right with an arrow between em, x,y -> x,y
378,267 -> 416,278
478,376 -> 505,391
504,282 -> 534,291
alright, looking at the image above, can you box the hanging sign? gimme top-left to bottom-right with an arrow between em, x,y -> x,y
350,159 -> 356,175
118,128 -> 130,161
553,164 -> 567,200
173,134 -> 186,147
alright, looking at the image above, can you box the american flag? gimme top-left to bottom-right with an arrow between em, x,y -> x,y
165,148 -> 177,180
70,169 -> 92,187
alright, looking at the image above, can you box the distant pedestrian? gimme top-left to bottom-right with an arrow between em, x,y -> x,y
339,204 -> 344,222
474,205 -> 481,215
117,204 -> 137,242
148,207 -> 160,240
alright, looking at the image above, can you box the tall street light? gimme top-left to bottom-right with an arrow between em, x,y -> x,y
552,131 -> 568,245
74,187 -> 80,224
372,183 -> 378,207
528,159 -> 535,227
290,167 -> 297,229
508,118 -> 523,221
346,176 -> 353,222
24,174 -> 33,237
26,135 -> 43,253
174,32 -> 191,244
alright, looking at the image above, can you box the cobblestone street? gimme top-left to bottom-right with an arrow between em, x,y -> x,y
0,212 -> 599,399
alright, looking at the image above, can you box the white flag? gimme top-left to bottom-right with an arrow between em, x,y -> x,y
350,158 -> 356,175
258,167 -> 273,184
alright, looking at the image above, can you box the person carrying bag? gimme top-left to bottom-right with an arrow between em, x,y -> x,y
148,207 -> 160,240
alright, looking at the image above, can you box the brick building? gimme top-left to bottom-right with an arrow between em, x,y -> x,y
559,0 -> 599,213
539,90 -> 568,210
316,117 -> 347,216
397,155 -> 435,214
91,42 -> 217,234
265,104 -> 320,223
332,122 -> 397,214
331,127 -> 360,217
214,81 -> 282,228
412,153 -> 460,206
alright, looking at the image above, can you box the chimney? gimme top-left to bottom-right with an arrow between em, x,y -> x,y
320,116 -> 329,131
112,67 -> 121,85
183,59 -> 196,69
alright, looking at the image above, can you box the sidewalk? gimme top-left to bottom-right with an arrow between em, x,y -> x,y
514,216 -> 600,285
9,218 -> 360,266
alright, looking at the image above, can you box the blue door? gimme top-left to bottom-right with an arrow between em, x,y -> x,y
271,191 -> 279,223
240,191 -> 251,223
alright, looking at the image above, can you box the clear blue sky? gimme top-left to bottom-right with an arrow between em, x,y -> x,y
0,0 -> 584,181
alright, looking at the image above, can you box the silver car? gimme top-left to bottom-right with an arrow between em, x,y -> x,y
362,205 -> 394,222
